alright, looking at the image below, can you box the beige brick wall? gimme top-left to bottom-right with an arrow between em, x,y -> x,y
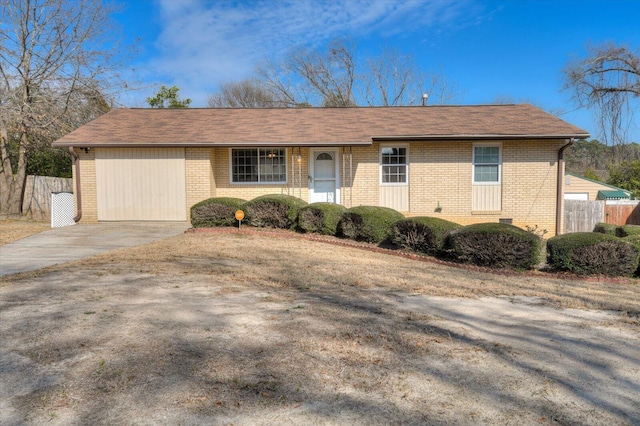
77,140 -> 565,234
210,149 -> 217,198
402,139 -> 563,235
185,148 -> 213,220
408,141 -> 472,215
500,140 -> 561,234
74,149 -> 98,223
208,141 -> 564,234
342,140 -> 563,235
347,145 -> 380,207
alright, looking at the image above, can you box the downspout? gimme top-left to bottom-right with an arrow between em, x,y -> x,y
556,138 -> 574,235
68,147 -> 82,223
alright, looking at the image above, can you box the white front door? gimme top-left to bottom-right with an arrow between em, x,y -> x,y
309,149 -> 339,204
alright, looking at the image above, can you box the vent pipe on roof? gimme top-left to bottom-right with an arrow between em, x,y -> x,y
68,147 -> 82,223
556,138 -> 574,236
421,93 -> 429,106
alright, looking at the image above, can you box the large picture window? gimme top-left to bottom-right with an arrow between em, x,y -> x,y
380,146 -> 408,184
231,148 -> 287,183
473,145 -> 501,183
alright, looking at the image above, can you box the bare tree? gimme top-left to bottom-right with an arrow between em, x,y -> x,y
251,40 -> 458,108
290,39 -> 356,107
564,43 -> 640,153
360,50 -> 460,106
361,48 -> 425,106
216,40 -> 459,110
256,39 -> 357,107
255,59 -> 306,107
207,79 -> 282,108
424,68 -> 461,105
0,0 -> 124,215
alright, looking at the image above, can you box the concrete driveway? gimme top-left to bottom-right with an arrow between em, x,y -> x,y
0,222 -> 190,276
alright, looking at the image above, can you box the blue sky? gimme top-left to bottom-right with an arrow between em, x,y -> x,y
112,0 -> 640,142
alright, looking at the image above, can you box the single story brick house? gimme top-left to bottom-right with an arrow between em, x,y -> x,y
52,104 -> 589,235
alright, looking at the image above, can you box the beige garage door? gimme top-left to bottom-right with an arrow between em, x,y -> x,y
96,148 -> 187,221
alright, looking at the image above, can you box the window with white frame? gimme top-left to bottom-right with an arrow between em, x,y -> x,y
473,145 -> 501,183
380,146 -> 408,184
231,148 -> 287,183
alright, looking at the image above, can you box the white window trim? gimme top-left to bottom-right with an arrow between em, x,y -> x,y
379,144 -> 409,186
229,147 -> 288,185
472,143 -> 502,185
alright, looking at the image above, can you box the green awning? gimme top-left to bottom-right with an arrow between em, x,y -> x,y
597,190 -> 631,200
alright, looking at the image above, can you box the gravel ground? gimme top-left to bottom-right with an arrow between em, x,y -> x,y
1,231 -> 639,425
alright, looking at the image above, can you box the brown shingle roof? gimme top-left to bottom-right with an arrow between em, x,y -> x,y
52,104 -> 590,147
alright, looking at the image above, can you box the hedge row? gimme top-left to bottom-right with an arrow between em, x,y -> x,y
594,222 -> 640,238
190,196 -> 640,276
191,195 -> 545,270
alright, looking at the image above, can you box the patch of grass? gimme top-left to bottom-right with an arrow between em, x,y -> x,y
0,220 -> 49,245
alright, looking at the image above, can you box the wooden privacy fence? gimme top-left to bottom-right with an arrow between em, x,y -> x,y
21,175 -> 73,220
564,199 -> 640,233
604,200 -> 640,226
564,200 -> 604,233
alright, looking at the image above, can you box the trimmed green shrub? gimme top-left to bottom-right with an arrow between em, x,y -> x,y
337,206 -> 404,244
391,216 -> 461,255
593,223 -> 640,238
592,222 -> 618,236
190,197 -> 246,228
547,232 -> 639,276
445,223 -> 541,269
297,202 -> 347,235
243,194 -> 307,229
618,224 -> 640,237
622,235 -> 640,276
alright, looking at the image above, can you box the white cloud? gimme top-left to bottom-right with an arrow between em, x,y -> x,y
142,0 -> 475,106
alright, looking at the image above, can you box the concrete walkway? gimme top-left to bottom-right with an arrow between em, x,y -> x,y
0,222 -> 190,276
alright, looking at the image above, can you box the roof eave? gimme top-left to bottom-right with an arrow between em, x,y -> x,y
372,133 -> 591,141
52,141 -> 374,148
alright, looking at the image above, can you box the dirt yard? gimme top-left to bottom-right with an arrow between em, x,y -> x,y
1,228 -> 639,425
